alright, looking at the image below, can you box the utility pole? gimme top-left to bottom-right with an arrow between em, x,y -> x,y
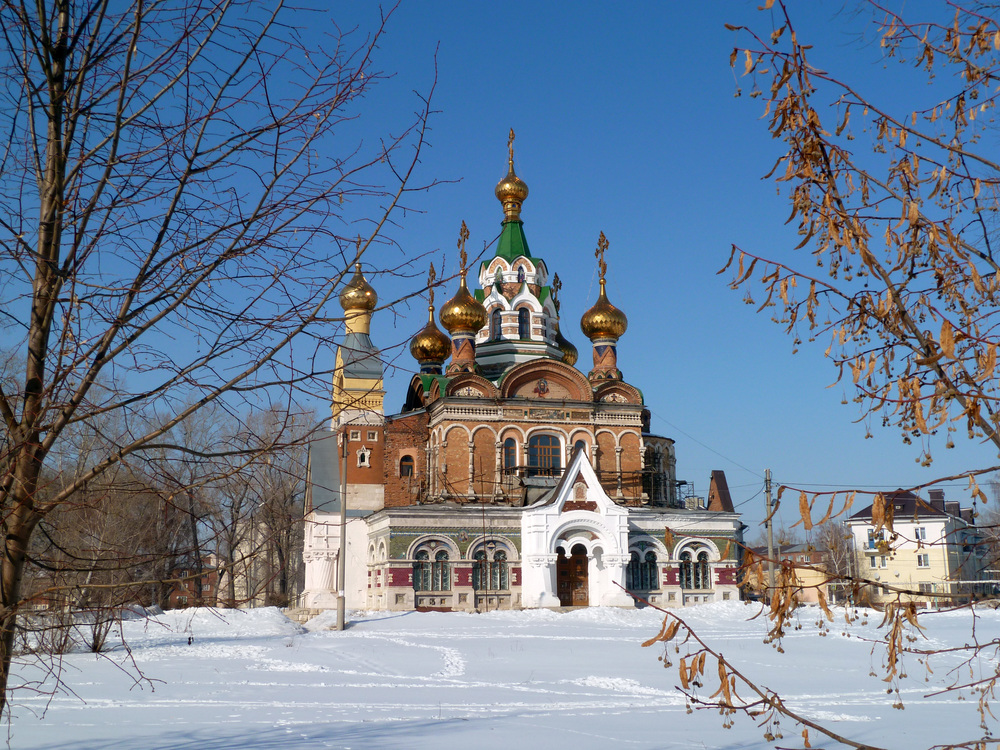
336,430 -> 348,631
765,469 -> 776,599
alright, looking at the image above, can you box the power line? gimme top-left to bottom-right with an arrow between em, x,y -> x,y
647,408 -> 763,479
733,484 -> 763,509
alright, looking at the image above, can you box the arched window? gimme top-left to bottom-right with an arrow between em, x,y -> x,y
413,550 -> 431,591
433,549 -> 451,591
679,548 -> 711,590
490,308 -> 502,341
493,550 -> 509,590
413,548 -> 451,591
473,549 -> 487,590
626,551 -> 640,590
527,434 -> 561,477
641,551 -> 658,590
472,548 -> 509,591
695,551 -> 710,590
399,455 -> 414,477
679,550 -> 693,590
518,308 -> 530,339
627,550 -> 659,591
503,438 -> 517,471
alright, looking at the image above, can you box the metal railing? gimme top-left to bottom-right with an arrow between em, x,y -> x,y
493,466 -> 676,505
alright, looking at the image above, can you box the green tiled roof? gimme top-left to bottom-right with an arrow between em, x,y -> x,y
496,220 -> 533,261
418,373 -> 449,398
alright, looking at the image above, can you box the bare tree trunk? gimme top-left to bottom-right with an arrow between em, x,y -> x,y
185,491 -> 203,605
0,497 -> 41,708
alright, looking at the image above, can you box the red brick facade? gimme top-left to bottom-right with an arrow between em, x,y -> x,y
383,411 -> 429,507
342,424 -> 384,485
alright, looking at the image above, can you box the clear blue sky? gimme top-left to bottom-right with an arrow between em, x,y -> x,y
329,1 -> 998,534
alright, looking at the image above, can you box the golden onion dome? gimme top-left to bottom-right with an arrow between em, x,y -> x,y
495,164 -> 529,219
410,306 -> 452,363
439,275 -> 488,335
580,279 -> 628,341
554,326 -> 578,366
495,129 -> 528,221
339,263 -> 377,312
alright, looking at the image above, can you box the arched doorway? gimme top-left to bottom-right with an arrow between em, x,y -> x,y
556,543 -> 589,606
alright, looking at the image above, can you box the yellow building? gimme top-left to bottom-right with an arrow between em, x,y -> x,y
846,490 -> 987,606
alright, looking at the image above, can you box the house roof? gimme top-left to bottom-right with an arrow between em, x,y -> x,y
707,470 -> 735,512
339,331 -> 383,380
848,490 -> 950,522
305,433 -> 368,517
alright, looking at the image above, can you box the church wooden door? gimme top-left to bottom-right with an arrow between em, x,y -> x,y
557,544 -> 589,606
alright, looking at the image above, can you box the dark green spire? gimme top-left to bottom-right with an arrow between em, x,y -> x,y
496,219 -> 533,261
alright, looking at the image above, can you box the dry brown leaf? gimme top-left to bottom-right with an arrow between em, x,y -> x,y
799,491 -> 813,531
872,492 -> 885,532
641,615 -> 671,648
817,587 -> 833,622
664,620 -> 680,642
940,319 -> 956,359
815,494 -> 836,526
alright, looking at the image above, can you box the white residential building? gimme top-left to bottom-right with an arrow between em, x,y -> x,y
846,489 -> 987,606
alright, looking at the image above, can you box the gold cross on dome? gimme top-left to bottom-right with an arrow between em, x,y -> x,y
508,128 -> 515,168
458,220 -> 470,272
552,273 -> 562,313
427,262 -> 437,306
596,231 -> 609,281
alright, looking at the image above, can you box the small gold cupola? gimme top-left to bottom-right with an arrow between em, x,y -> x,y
580,232 -> 627,382
410,264 -> 452,373
554,326 -> 579,366
439,222 -> 488,336
495,128 -> 529,222
580,279 -> 629,340
340,261 -> 378,334
440,223 -> 487,375
580,233 -> 628,341
439,276 -> 488,335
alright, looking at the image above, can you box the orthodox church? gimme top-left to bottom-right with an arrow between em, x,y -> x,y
301,135 -> 742,612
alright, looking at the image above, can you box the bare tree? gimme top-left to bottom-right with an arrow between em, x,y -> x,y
252,451 -> 305,607
0,0 -> 434,715
213,455 -> 257,608
813,520 -> 854,579
146,407 -> 230,607
748,521 -> 801,549
209,406 -> 309,608
813,519 -> 855,603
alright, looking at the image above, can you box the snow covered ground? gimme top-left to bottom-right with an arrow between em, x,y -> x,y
8,601 -> 997,749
